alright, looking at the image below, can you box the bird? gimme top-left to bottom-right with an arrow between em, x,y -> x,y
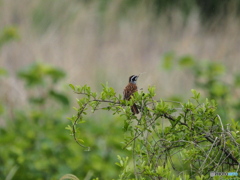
123,75 -> 139,114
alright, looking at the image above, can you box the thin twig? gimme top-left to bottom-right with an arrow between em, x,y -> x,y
200,137 -> 218,173
72,103 -> 90,151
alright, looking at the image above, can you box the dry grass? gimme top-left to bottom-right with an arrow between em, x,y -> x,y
1,0 -> 240,109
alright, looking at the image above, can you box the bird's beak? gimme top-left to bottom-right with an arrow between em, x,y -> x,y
138,72 -> 146,77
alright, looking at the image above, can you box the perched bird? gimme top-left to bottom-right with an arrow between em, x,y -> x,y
123,75 -> 139,114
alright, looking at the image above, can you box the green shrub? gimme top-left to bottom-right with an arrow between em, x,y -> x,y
67,82 -> 240,179
0,63 -> 130,180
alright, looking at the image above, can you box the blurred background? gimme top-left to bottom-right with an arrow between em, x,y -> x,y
1,0 -> 240,179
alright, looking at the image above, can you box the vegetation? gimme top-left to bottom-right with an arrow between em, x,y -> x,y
1,0 -> 240,179
1,34 -> 240,178
0,61 -> 134,179
68,79 -> 240,179
1,53 -> 240,179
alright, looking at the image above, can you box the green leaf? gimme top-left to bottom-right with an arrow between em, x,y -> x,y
0,26 -> 20,48
45,66 -> 65,83
92,92 -> 97,98
191,89 -> 197,97
210,62 -> 225,76
135,125 -> 144,131
69,84 -> 75,91
117,155 -> 121,161
77,139 -> 84,143
49,90 -> 69,105
120,160 -> 123,166
76,85 -> 81,92
17,62 -> 66,86
73,107 -> 78,111
231,131 -> 236,138
126,146 -> 132,151
66,117 -> 72,121
115,162 -> 121,167
119,94 -> 122,100
178,55 -> 195,68
101,83 -> 105,88
146,129 -> 152,132
65,125 -> 72,131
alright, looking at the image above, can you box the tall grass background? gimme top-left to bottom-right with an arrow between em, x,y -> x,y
1,0 -> 240,109
1,0 -> 240,179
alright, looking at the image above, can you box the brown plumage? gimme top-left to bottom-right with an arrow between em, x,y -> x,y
123,75 -> 139,114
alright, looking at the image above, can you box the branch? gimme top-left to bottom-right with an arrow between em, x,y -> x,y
72,103 -> 90,151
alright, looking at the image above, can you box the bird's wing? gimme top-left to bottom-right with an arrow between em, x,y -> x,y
123,84 -> 138,100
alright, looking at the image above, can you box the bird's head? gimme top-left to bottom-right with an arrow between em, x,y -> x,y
129,75 -> 139,84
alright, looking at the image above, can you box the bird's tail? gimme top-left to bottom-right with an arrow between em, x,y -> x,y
131,103 -> 139,114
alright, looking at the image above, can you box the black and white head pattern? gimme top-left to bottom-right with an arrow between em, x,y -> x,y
129,75 -> 138,84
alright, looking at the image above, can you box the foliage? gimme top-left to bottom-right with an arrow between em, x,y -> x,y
1,21 -> 239,178
0,25 -> 18,117
0,63 -> 71,180
0,26 -> 19,49
0,63 -> 130,180
162,53 -> 240,123
0,67 -> 8,115
1,59 -> 240,179
31,0 -> 240,34
18,62 -> 69,106
115,155 -> 133,180
67,82 -> 240,179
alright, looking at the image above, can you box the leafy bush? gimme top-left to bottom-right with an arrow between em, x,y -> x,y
0,63 -> 131,180
162,53 -> 240,123
67,82 -> 240,179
